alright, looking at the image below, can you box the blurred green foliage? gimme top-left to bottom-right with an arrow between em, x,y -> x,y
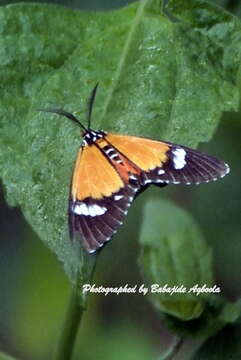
0,0 -> 240,359
139,196 -> 240,341
0,352 -> 19,360
139,197 -> 213,321
193,321 -> 241,359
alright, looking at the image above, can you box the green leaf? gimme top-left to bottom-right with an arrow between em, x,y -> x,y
138,193 -> 241,336
0,0 -> 240,277
139,195 -> 213,321
164,0 -> 241,144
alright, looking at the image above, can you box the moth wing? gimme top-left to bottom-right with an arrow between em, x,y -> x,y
69,133 -> 229,254
69,145 -> 139,253
106,134 -> 229,185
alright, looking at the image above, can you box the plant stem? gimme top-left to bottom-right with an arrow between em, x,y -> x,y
160,337 -> 184,360
54,255 -> 98,360
54,283 -> 83,360
161,335 -> 209,360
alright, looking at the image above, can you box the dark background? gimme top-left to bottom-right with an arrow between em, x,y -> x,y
0,1 -> 240,359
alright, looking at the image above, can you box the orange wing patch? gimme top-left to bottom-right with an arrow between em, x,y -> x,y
72,145 -> 124,201
106,134 -> 170,171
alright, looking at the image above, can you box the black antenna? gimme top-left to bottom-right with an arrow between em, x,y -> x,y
39,108 -> 88,132
87,83 -> 99,130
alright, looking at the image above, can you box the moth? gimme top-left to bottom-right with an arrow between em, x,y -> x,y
42,85 -> 230,253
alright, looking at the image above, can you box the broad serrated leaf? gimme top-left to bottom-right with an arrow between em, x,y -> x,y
0,0 -> 240,278
164,0 -> 241,144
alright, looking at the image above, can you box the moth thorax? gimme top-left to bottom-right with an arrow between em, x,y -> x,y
83,130 -> 106,145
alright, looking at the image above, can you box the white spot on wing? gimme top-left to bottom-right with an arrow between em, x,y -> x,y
128,184 -> 138,192
88,249 -> 96,254
114,195 -> 123,201
73,203 -> 107,216
88,206 -> 96,217
73,203 -> 89,216
93,204 -> 107,216
158,169 -> 165,175
225,163 -> 230,175
172,148 -> 186,170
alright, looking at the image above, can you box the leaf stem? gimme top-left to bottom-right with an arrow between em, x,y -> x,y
160,337 -> 184,360
54,283 -> 83,360
54,255 -> 98,360
161,336 -> 209,360
100,0 -> 149,125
